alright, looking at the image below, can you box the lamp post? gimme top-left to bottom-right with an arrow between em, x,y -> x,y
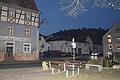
71,38 -> 76,61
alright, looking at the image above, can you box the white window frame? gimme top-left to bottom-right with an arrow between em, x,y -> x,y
7,27 -> 14,36
25,12 -> 31,21
117,38 -> 120,43
25,29 -> 31,37
23,43 -> 31,53
117,47 -> 120,52
9,9 -> 15,17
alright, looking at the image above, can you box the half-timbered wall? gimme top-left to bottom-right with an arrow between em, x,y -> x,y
0,3 -> 39,27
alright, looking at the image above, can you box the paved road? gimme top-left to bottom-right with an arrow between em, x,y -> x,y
0,61 -> 41,69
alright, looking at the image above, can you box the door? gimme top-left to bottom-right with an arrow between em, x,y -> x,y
5,42 -> 14,61
6,46 -> 13,57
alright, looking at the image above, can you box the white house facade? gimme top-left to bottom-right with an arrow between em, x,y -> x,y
48,40 -> 89,55
39,36 -> 50,53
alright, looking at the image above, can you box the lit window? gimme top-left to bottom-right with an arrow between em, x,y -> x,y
25,29 -> 31,37
23,43 -> 31,53
25,12 -> 31,21
108,35 -> 111,38
107,35 -> 112,43
9,9 -> 15,17
7,27 -> 14,36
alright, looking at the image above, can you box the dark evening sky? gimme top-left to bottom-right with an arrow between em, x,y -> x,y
36,0 -> 120,36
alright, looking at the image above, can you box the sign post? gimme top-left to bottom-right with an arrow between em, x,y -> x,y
71,38 -> 76,61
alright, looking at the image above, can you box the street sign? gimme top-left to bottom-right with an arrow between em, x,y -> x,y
71,38 -> 76,49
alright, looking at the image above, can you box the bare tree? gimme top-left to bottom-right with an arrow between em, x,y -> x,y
60,0 -> 120,17
60,0 -> 88,17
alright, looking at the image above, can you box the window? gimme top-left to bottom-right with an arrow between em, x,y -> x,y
116,28 -> 120,33
65,42 -> 68,47
107,35 -> 112,43
25,12 -> 31,21
8,9 -> 15,17
41,44 -> 44,48
117,38 -> 120,43
84,49 -> 88,52
25,29 -> 31,37
117,47 -> 120,52
108,44 -> 113,49
23,43 -> 31,53
7,27 -> 14,36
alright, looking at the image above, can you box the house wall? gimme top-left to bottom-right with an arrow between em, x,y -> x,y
103,23 -> 120,57
39,36 -> 50,53
0,2 -> 40,62
48,40 -> 89,55
0,21 -> 38,61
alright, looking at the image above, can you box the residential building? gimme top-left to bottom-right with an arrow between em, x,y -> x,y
103,22 -> 120,60
47,36 -> 91,56
0,0 -> 40,62
39,36 -> 50,53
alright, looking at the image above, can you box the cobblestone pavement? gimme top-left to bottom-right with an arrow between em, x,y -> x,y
0,67 -> 52,80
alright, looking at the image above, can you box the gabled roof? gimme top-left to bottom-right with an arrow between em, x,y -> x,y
0,0 -> 38,11
103,22 -> 120,39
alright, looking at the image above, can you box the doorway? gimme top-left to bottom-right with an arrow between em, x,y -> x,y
5,42 -> 15,61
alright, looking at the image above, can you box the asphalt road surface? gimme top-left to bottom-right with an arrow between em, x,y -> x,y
0,61 -> 41,69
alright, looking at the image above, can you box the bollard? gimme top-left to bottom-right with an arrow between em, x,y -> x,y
42,61 -> 48,70
66,70 -> 69,78
77,68 -> 80,75
52,68 -> 54,74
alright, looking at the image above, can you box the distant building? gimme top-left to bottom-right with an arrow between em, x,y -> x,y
0,0 -> 40,62
39,36 -> 50,53
93,44 -> 103,54
47,36 -> 92,56
103,23 -> 120,60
